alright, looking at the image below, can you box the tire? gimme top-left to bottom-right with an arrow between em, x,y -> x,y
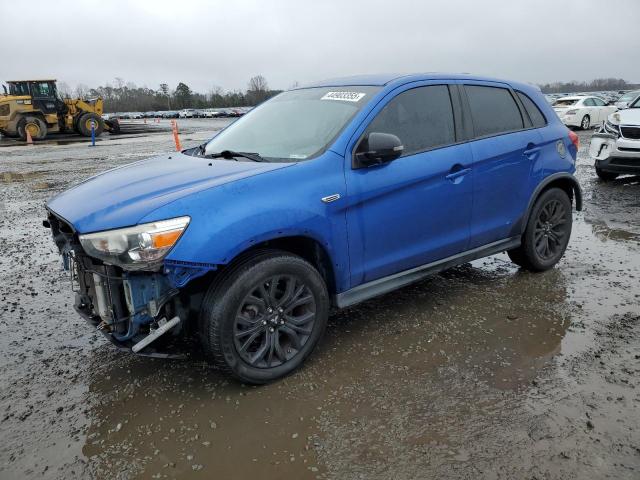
17,116 -> 47,140
77,112 -> 104,137
199,250 -> 329,384
595,167 -> 618,181
580,115 -> 590,130
508,188 -> 572,272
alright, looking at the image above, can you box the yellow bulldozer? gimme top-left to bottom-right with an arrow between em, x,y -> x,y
0,79 -> 119,141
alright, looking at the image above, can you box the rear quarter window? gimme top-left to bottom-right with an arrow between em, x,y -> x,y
516,91 -> 547,128
464,85 -> 524,138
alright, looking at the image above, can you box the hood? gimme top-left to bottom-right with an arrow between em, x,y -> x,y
47,152 -> 293,233
611,108 -> 640,125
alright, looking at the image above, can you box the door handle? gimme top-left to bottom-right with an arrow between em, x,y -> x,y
445,167 -> 471,181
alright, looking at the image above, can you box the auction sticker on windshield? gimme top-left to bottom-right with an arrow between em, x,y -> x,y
321,91 -> 366,102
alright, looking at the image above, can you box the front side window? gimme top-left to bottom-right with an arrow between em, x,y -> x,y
363,85 -> 456,156
465,85 -> 523,137
592,97 -> 605,106
204,86 -> 380,162
516,91 -> 547,128
31,82 -> 52,97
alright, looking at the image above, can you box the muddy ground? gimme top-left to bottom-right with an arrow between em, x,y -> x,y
0,120 -> 639,479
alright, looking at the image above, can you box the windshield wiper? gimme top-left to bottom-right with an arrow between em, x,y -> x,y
205,150 -> 265,162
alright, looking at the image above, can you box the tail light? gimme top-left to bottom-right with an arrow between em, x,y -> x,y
568,130 -> 579,150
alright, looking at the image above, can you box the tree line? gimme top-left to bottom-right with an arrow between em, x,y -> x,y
58,75 -> 282,113
538,78 -> 639,94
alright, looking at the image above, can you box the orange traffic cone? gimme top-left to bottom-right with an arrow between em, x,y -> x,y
26,128 -> 34,145
171,120 -> 182,151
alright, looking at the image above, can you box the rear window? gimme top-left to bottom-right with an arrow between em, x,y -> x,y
553,99 -> 578,106
516,91 -> 547,128
465,85 -> 524,137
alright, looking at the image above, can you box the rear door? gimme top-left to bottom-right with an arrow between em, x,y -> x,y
591,97 -> 610,123
583,97 -> 598,123
344,82 -> 473,284
461,83 -> 544,247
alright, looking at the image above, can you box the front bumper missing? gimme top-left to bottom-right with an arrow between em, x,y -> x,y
74,300 -> 186,359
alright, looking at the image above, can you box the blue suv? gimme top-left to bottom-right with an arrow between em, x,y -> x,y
46,74 -> 582,383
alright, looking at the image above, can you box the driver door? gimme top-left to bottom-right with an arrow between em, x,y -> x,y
344,83 -> 473,285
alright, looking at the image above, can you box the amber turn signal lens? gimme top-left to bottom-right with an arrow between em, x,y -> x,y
150,229 -> 183,249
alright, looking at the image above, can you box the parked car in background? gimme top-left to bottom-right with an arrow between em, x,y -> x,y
202,108 -> 221,118
143,111 -> 157,118
590,96 -> 640,180
129,112 -> 143,119
552,95 -> 617,129
179,109 -> 197,118
614,90 -> 640,109
161,110 -> 179,118
45,73 -> 582,383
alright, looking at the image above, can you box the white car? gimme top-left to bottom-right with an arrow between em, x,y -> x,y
614,90 -> 640,110
552,95 -> 617,130
178,109 -> 197,118
202,108 -> 221,118
589,97 -> 640,180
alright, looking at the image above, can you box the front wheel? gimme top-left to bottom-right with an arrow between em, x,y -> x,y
77,112 -> 104,137
508,188 -> 572,271
199,250 -> 329,384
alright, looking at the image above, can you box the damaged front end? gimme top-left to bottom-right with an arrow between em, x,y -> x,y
589,128 -> 617,161
45,212 -> 210,358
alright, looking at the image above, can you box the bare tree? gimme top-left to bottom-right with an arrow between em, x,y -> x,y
247,75 -> 270,104
58,81 -> 72,98
74,83 -> 89,99
248,75 -> 268,93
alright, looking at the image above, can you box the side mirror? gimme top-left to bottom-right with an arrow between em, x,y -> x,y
354,132 -> 403,168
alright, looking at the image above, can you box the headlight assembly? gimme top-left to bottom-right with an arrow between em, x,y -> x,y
79,216 -> 190,270
604,121 -> 620,136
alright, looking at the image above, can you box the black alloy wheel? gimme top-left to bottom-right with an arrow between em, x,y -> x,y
233,275 -> 316,368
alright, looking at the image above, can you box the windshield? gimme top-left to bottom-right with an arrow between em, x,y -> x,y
620,91 -> 640,103
553,99 -> 579,107
204,86 -> 380,161
630,96 -> 640,109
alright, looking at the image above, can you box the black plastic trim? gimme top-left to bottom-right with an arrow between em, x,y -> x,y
519,172 -> 583,236
334,236 -> 521,309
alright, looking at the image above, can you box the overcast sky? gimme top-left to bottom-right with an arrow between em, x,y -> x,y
1,0 -> 638,93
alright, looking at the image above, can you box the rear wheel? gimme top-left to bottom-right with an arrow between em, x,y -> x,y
508,188 -> 572,271
199,250 -> 329,384
595,167 -> 618,181
17,116 -> 47,140
580,115 -> 591,130
77,112 -> 104,137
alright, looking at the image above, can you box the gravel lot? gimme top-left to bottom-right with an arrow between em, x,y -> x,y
0,120 -> 639,479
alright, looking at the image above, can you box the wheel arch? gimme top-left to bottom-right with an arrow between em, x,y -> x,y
227,235 -> 338,296
520,172 -> 582,235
